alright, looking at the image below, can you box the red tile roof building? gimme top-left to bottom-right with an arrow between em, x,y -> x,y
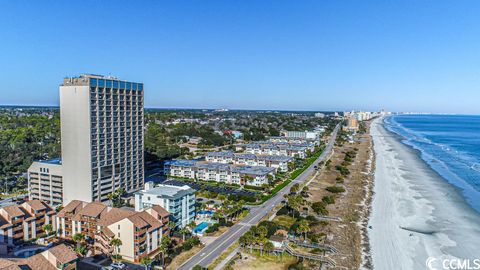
57,200 -> 170,263
0,200 -> 56,249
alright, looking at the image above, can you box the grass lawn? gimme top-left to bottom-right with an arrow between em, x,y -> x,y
273,215 -> 296,228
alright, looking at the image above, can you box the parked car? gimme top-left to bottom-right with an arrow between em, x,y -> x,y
111,262 -> 126,269
100,267 -> 114,270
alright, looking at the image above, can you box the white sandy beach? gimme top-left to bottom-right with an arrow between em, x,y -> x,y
368,118 -> 480,270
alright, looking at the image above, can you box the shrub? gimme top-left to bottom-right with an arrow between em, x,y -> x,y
288,262 -> 308,270
322,195 -> 335,205
326,186 -> 345,193
243,185 -> 264,191
309,232 -> 326,243
182,242 -> 193,251
311,202 -> 328,215
205,224 -> 219,233
276,206 -> 289,216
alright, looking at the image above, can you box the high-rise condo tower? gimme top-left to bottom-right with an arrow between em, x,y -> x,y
60,74 -> 144,204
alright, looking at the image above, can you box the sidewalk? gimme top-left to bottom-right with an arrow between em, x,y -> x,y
213,247 -> 239,270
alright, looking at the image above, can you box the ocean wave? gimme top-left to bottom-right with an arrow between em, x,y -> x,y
383,115 -> 480,213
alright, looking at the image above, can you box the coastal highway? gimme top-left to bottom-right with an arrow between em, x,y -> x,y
178,124 -> 340,270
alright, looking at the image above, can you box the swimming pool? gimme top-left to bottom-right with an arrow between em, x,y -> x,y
198,210 -> 214,215
193,222 -> 209,233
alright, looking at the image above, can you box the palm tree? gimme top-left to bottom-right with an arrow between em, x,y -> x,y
168,221 -> 176,234
257,226 -> 268,240
109,237 -> 122,261
290,183 -> 300,194
140,256 -> 152,270
179,227 -> 189,242
157,236 -> 170,267
287,195 -> 300,218
297,219 -> 310,241
263,241 -> 274,255
188,221 -> 197,231
42,224 -> 53,236
241,231 -> 254,253
72,233 -> 85,249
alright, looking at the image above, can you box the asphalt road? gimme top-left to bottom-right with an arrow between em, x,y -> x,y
178,124 -> 340,270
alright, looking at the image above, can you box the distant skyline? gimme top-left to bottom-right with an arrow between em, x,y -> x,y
1,1 -> 480,114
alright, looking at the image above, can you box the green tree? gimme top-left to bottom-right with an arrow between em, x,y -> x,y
72,233 -> 85,249
109,237 -> 122,261
42,224 -> 53,235
296,219 -> 310,240
157,236 -> 170,267
290,183 -> 300,194
179,227 -> 189,242
140,256 -> 152,270
263,241 -> 274,255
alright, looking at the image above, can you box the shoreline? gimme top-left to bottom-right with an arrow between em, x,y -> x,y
367,117 -> 480,270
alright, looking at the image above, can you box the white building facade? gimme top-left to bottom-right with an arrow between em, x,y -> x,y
135,183 -> 196,228
60,74 -> 144,204
27,159 -> 63,206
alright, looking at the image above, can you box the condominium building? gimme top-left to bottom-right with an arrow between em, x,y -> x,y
60,74 -> 144,204
269,136 -> 319,146
168,160 -> 198,179
0,200 -> 56,248
206,151 -> 293,172
168,161 -> 276,186
57,200 -> 169,263
27,159 -> 63,206
282,130 -> 320,140
135,182 -> 196,228
243,142 -> 313,158
343,116 -> 359,132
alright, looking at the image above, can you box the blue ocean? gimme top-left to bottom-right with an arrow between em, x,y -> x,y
384,115 -> 480,213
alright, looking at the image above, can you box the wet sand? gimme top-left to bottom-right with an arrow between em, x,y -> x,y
368,117 -> 480,269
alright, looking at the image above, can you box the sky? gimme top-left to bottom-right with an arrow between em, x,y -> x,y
0,1 -> 480,114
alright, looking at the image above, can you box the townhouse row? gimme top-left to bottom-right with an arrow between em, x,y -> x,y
57,200 -> 170,263
167,160 -> 276,186
205,151 -> 293,172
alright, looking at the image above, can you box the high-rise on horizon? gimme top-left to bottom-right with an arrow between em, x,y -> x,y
60,74 -> 144,204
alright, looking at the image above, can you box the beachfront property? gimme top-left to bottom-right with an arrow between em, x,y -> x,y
0,200 -> 56,248
60,74 -> 145,204
27,159 -> 63,206
241,141 -> 314,158
282,130 -> 321,140
168,160 -> 276,186
57,200 -> 170,263
269,136 -> 319,146
135,182 -> 196,228
206,151 -> 293,172
343,117 -> 359,132
168,160 -> 198,179
0,244 -> 78,270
